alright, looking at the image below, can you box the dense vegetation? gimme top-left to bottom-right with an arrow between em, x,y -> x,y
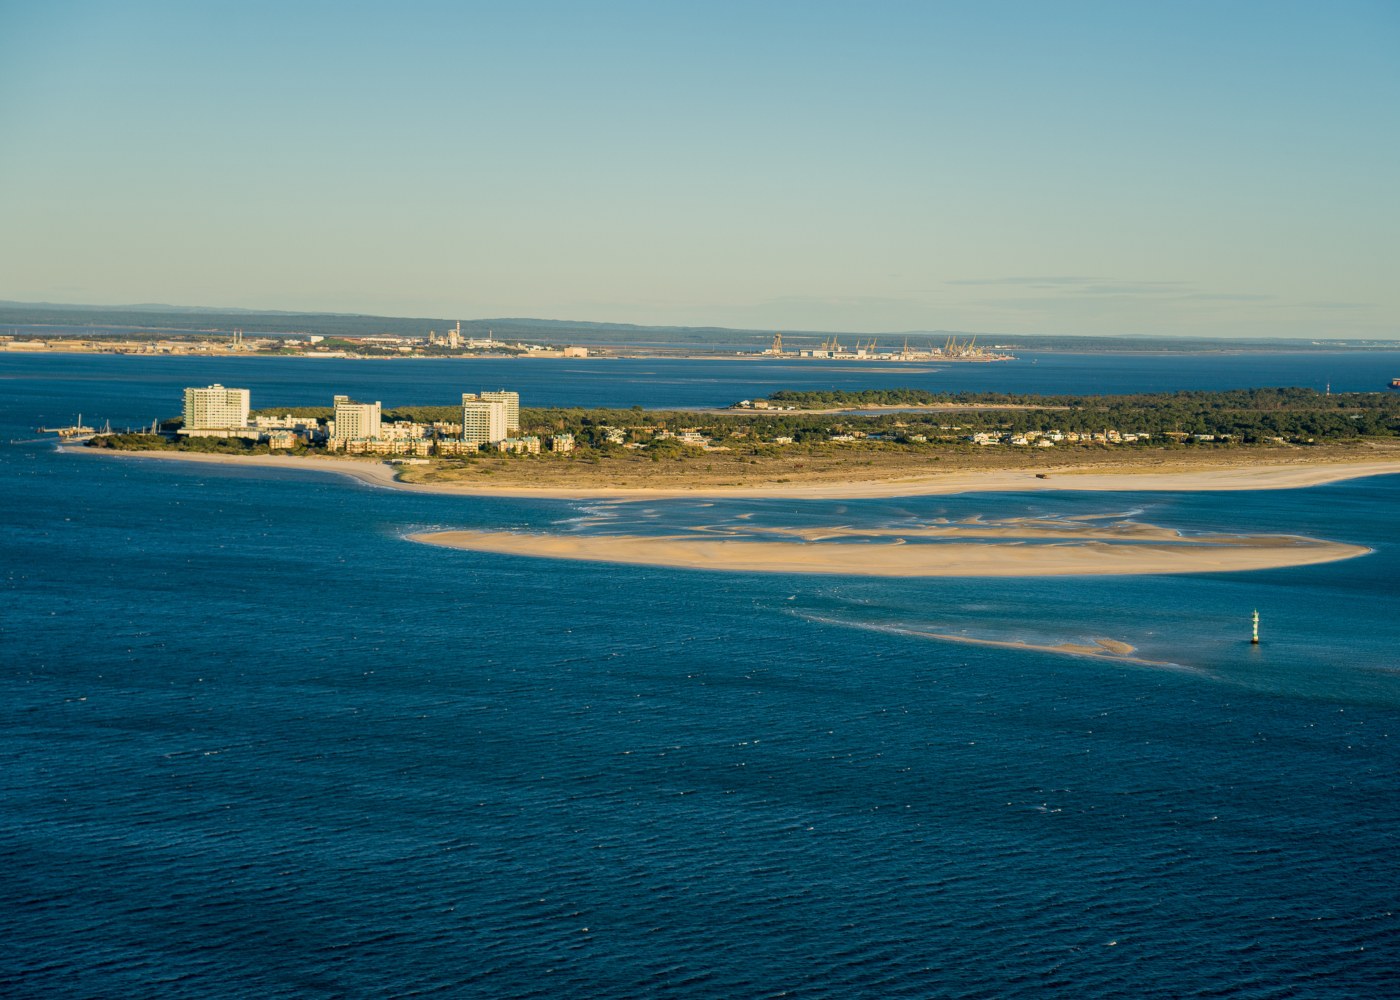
373,389 -> 1400,447
85,433 -> 293,455
754,388 -> 1400,442
507,389 -> 1400,446
94,388 -> 1400,458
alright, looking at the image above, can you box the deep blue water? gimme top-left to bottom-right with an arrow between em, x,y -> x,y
5,349 -> 1399,429
3,353 -> 1399,998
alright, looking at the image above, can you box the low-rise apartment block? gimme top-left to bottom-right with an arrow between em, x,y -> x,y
333,438 -> 430,457
436,438 -> 480,456
495,436 -> 541,454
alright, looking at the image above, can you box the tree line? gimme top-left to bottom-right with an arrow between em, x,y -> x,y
100,387 -> 1400,456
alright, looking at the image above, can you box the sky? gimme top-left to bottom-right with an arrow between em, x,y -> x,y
1,0 -> 1396,337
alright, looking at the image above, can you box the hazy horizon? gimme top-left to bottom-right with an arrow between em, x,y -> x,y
2,2 -> 1396,338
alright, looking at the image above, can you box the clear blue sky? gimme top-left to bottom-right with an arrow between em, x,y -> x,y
2,1 -> 1396,337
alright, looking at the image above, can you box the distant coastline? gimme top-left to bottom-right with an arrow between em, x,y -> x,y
5,300 -> 1398,356
6,340 -> 1400,363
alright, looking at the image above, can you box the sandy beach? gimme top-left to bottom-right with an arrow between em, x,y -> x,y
407,529 -> 1368,577
68,447 -> 1400,500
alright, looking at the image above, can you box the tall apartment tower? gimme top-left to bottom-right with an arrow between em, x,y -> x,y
461,396 -> 508,445
476,390 -> 519,431
183,384 -> 251,430
332,394 -> 382,441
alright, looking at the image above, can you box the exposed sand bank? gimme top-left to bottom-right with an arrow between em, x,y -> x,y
408,529 -> 1368,577
910,630 -> 1180,667
799,614 -> 1193,668
69,447 -> 1400,500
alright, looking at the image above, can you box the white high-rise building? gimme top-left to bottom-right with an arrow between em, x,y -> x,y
332,394 -> 382,441
183,384 -> 250,430
475,390 -> 519,432
461,398 -> 508,445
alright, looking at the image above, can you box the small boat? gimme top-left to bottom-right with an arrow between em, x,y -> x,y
1390,377 -> 1400,389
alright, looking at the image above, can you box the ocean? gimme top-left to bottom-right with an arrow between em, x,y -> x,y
2,352 -> 1398,998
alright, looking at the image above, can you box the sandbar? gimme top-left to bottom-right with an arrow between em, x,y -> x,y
407,529 -> 1367,577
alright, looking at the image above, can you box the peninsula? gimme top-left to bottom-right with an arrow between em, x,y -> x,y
66,380 -> 1395,579
78,383 -> 1400,496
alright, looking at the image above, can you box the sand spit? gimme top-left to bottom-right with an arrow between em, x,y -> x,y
408,529 -> 1368,578
68,448 -> 1400,500
798,613 -> 1195,669
909,630 -> 1184,667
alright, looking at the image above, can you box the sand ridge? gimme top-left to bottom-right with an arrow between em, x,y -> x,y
68,447 -> 1400,500
909,630 -> 1182,667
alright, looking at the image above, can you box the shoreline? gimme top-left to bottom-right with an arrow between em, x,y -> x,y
66,446 -> 1400,500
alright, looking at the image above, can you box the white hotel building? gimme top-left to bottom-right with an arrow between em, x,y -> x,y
466,390 -> 519,432
331,395 -> 382,442
183,384 -> 250,430
461,396 -> 508,445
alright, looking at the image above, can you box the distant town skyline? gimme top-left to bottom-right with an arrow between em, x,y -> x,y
2,1 -> 1396,339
